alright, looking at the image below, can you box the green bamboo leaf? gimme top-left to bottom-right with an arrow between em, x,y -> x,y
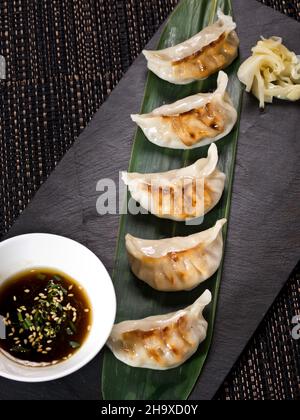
102,0 -> 242,400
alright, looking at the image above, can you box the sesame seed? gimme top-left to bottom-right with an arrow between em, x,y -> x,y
84,309 -> 89,313
13,296 -> 17,302
46,347 -> 52,352
24,289 -> 30,294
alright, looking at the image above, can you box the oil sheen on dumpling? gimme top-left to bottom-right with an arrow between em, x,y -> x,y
122,143 -> 225,221
126,219 -> 226,292
107,290 -> 212,370
143,10 -> 239,85
131,71 -> 237,149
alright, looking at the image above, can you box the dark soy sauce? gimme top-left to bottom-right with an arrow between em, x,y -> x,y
0,268 -> 92,364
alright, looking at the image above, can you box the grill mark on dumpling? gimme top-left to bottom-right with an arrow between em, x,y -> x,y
172,31 -> 239,81
192,179 -> 197,207
120,315 -> 194,365
180,180 -> 197,218
144,179 -> 213,219
161,325 -> 181,358
142,243 -> 205,287
189,253 -> 207,278
170,186 -> 175,216
121,329 -> 163,362
162,317 -> 193,356
168,245 -> 204,285
162,263 -> 175,285
177,316 -> 194,347
203,182 -> 213,210
162,102 -> 226,147
158,187 -> 163,213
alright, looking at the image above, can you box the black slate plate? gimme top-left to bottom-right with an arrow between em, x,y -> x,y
0,0 -> 299,400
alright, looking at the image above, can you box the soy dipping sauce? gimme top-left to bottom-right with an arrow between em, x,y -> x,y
0,268 -> 92,364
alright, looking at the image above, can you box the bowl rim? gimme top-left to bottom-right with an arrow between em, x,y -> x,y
0,232 -> 117,383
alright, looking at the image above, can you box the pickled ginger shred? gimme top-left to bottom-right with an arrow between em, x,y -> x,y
238,37 -> 300,108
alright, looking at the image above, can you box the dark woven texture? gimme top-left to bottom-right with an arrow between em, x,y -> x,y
0,0 -> 299,400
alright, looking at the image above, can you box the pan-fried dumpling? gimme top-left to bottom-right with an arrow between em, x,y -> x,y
122,143 -> 225,221
131,72 -> 237,149
107,290 -> 212,370
143,10 -> 239,85
126,219 -> 226,292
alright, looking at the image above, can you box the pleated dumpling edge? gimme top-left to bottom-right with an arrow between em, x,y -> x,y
126,218 -> 227,291
131,71 -> 237,149
143,9 -> 239,85
122,143 -> 226,221
106,290 -> 212,370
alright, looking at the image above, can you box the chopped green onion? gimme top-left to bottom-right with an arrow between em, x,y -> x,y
69,341 -> 80,349
66,327 -> 74,336
22,318 -> 32,330
69,321 -> 77,333
17,312 -> 24,323
61,286 -> 68,295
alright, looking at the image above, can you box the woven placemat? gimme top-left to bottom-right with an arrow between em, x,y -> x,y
0,0 -> 299,400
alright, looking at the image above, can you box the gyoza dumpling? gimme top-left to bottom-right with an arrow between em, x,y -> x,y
107,290 -> 212,370
126,219 -> 226,292
131,72 -> 237,149
122,143 -> 225,221
143,10 -> 239,85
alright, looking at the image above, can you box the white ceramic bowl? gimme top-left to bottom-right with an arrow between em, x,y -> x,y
0,233 -> 116,382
